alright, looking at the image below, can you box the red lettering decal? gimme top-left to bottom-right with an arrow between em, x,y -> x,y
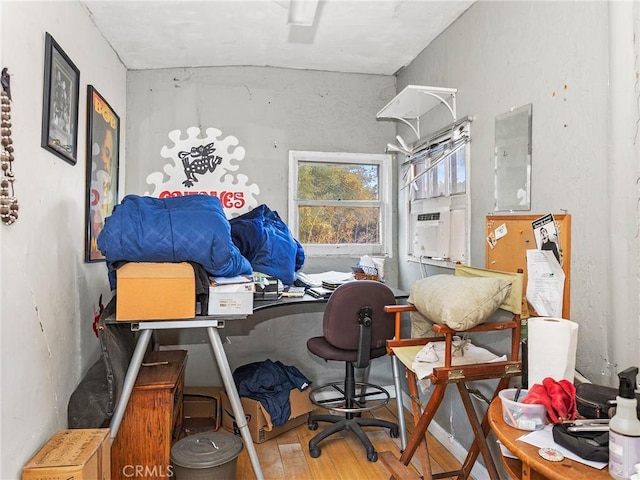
234,192 -> 245,209
158,190 -> 246,210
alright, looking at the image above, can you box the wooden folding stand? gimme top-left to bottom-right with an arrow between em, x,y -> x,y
380,266 -> 525,480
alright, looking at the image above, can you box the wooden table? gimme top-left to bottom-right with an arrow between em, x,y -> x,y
488,398 -> 610,480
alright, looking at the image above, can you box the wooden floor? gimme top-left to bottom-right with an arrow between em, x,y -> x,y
234,399 -> 464,480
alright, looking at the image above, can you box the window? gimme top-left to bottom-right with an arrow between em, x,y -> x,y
406,120 -> 471,264
289,151 -> 392,256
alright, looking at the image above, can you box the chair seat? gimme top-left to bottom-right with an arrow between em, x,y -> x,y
391,345 -> 423,371
394,341 -> 508,382
307,336 -> 387,363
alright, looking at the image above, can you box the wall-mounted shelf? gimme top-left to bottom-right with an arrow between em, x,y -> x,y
376,85 -> 457,140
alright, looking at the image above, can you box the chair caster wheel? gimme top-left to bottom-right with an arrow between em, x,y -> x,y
367,450 -> 378,462
308,421 -> 318,431
310,446 -> 321,458
390,427 -> 399,438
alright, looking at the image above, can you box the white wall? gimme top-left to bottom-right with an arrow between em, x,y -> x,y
0,1 -> 126,477
126,66 -> 399,389
394,0 -> 640,459
399,0 -> 640,385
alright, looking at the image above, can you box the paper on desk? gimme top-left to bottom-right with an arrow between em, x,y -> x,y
299,271 -> 353,286
210,275 -> 253,285
518,425 -> 607,470
497,441 -> 518,460
526,249 -> 565,317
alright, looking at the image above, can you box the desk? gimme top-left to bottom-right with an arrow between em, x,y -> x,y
108,286 -> 408,480
108,316 -> 265,480
253,286 -> 408,311
488,398 -> 610,480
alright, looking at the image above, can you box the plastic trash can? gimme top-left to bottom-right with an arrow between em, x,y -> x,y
171,432 -> 243,480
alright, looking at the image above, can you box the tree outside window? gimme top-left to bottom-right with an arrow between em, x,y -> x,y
289,151 -> 391,256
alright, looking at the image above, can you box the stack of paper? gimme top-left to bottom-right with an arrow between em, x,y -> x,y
210,275 -> 253,286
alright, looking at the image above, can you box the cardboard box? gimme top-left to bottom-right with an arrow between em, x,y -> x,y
22,429 -> 110,480
116,262 -> 195,321
208,282 -> 254,315
221,388 -> 315,443
182,386 -> 224,435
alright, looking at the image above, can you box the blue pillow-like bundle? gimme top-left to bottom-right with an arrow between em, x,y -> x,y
97,194 -> 253,279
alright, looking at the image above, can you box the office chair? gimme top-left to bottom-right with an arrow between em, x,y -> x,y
381,265 -> 524,480
306,280 -> 400,462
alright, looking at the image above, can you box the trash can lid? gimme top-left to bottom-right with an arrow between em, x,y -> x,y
171,432 -> 243,468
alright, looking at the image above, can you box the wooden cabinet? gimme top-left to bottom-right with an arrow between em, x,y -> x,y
111,349 -> 187,480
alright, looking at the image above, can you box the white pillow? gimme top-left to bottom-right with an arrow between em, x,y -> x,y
408,274 -> 512,331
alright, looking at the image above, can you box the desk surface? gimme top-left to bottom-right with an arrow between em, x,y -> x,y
104,285 -> 408,322
254,286 -> 408,311
488,398 -> 610,480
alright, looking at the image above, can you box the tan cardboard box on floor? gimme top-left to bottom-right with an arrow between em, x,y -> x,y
182,386 -> 224,435
221,388 -> 315,443
22,429 -> 110,480
116,262 -> 195,321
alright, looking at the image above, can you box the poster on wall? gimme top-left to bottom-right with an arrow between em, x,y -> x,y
532,213 -> 561,265
145,126 -> 260,218
85,86 -> 120,262
41,32 -> 80,165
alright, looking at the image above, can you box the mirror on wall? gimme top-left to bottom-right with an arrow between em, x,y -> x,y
494,103 -> 532,211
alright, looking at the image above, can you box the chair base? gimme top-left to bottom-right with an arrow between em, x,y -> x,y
308,412 -> 399,462
307,380 -> 399,462
309,380 -> 391,413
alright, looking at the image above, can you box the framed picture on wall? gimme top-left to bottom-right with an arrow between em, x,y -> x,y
85,85 -> 120,262
41,32 -> 80,165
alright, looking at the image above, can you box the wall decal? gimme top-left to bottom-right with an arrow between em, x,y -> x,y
146,127 -> 260,218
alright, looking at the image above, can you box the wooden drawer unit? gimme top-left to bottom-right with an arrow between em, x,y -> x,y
111,349 -> 187,480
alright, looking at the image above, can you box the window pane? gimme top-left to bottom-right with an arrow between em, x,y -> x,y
413,162 -> 428,200
428,155 -> 446,198
298,162 -> 379,201
298,206 -> 380,244
449,147 -> 466,195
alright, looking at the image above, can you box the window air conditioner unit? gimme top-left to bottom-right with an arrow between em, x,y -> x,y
411,210 -> 451,259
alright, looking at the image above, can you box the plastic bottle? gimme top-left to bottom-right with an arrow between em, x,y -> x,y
609,367 -> 640,479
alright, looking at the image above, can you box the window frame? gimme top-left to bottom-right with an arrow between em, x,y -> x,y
288,150 -> 392,257
405,119 -> 471,266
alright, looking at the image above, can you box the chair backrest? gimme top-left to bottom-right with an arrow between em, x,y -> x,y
454,265 -> 523,315
322,280 -> 396,354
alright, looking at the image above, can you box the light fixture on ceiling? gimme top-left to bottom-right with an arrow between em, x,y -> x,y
288,0 -> 319,26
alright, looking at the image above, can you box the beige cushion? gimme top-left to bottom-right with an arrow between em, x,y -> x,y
408,274 -> 512,332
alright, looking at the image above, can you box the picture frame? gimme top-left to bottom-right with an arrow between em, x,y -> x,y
85,85 -> 120,262
41,32 -> 80,165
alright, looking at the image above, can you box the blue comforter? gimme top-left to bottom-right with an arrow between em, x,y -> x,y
229,204 -> 305,285
97,195 -> 253,279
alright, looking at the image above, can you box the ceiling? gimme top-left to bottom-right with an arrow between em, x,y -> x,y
80,0 -> 475,75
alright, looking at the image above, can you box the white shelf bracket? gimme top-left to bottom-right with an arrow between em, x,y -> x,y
419,90 -> 457,124
376,85 -> 458,141
387,116 -> 420,140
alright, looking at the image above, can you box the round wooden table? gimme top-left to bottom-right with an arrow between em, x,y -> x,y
488,397 -> 611,480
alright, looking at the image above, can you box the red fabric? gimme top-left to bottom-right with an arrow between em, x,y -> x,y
521,377 -> 577,423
